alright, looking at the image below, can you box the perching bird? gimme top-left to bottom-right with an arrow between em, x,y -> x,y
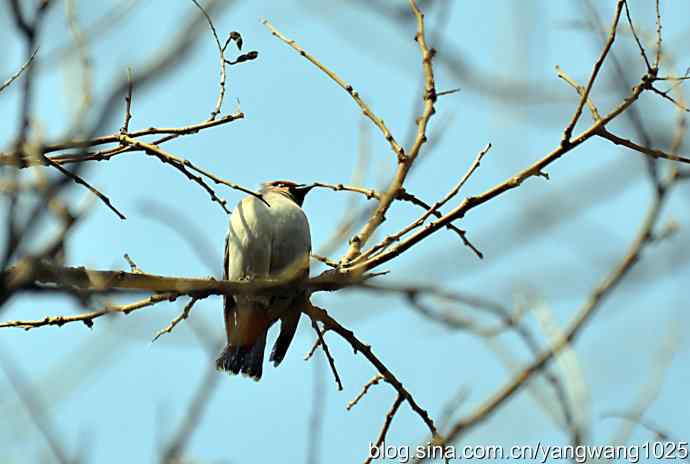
216,180 -> 314,380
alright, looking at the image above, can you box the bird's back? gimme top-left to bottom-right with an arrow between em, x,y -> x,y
226,191 -> 311,283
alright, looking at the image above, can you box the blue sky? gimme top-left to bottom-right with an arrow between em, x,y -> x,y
1,1 -> 689,462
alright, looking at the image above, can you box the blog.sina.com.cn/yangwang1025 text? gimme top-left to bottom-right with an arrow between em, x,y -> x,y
367,441 -> 689,462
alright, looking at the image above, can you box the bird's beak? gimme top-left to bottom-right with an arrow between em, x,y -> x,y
295,183 -> 315,191
292,183 -> 316,206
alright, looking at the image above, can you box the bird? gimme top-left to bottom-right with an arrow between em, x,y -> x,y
216,180 -> 314,380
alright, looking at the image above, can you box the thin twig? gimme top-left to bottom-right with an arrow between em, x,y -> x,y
582,0 -> 659,186
262,20 -> 405,161
0,292 -> 178,330
123,253 -> 143,273
305,303 -> 439,440
310,253 -> 339,268
0,47 -> 39,94
343,0 -> 439,263
152,297 -> 199,342
191,0 -> 228,120
359,143 -> 491,261
438,386 -> 470,432
120,67 -> 133,133
622,0 -> 653,72
43,155 -> 127,220
432,168 -> 677,454
604,414 -> 674,443
364,395 -> 404,464
304,337 -> 322,361
309,319 -> 343,391
556,65 -> 602,121
350,67 -> 655,274
654,0 -> 662,69
312,182 -> 482,259
347,374 -> 383,411
118,135 -> 266,213
0,113 -> 245,166
561,0 -> 626,145
648,84 -> 690,112
598,128 -> 690,164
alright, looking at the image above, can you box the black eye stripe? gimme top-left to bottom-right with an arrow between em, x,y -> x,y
267,180 -> 301,191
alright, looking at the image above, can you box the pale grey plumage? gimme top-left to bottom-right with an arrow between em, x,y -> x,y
216,181 -> 312,380
226,190 -> 310,284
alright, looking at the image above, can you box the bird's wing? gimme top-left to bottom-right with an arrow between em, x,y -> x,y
219,195 -> 274,379
226,195 -> 272,281
264,193 -> 311,366
223,229 -> 229,281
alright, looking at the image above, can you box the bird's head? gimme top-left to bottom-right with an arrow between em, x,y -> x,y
262,180 -> 315,207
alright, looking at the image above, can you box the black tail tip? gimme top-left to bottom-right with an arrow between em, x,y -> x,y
215,344 -> 263,381
268,347 -> 286,368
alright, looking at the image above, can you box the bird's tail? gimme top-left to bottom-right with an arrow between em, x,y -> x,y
215,333 -> 266,381
269,294 -> 307,367
216,300 -> 269,381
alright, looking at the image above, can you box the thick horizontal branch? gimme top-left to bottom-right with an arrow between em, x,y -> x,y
3,260 -> 369,298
